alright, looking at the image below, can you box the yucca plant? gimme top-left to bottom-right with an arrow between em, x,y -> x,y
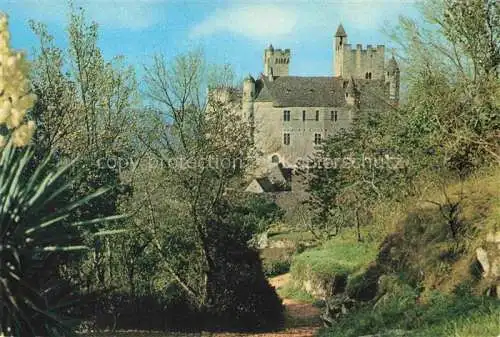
0,139 -> 125,336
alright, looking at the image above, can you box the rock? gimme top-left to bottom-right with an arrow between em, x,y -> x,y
322,294 -> 356,327
268,239 -> 295,249
256,231 -> 268,249
476,247 -> 490,277
486,231 -> 500,243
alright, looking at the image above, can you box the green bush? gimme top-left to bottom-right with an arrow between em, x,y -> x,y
0,142 -> 121,336
263,259 -> 291,277
203,200 -> 285,332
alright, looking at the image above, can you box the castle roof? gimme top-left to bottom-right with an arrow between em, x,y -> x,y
254,76 -> 387,109
255,76 -> 346,107
335,24 -> 347,37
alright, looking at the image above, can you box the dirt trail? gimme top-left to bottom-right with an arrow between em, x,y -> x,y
215,273 -> 322,337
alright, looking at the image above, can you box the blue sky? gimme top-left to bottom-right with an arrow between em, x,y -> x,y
1,0 -> 421,80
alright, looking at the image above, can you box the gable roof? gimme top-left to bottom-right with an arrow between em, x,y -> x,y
255,76 -> 347,107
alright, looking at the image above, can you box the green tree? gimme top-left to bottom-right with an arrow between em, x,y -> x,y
29,5 -> 139,293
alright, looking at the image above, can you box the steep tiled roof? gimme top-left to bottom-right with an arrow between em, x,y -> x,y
336,24 -> 347,37
255,78 -> 273,102
255,76 -> 347,107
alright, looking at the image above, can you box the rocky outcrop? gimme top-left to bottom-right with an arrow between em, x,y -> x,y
476,231 -> 500,298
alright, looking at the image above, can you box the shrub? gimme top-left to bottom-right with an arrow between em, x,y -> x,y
263,259 -> 291,277
203,205 -> 285,332
79,287 -> 201,332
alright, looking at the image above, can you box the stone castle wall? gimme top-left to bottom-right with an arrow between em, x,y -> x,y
253,105 -> 353,169
341,44 -> 385,80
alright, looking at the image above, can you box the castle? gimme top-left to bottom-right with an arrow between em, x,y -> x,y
219,24 -> 400,187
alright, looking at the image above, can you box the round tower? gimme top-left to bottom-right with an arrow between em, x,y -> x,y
264,44 -> 274,78
242,74 -> 255,121
334,24 -> 347,77
386,56 -> 400,102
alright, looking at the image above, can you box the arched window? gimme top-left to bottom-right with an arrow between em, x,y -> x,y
368,72 -> 372,79
365,72 -> 369,79
271,155 -> 279,163
346,92 -> 349,98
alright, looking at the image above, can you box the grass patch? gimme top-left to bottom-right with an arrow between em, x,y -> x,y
278,284 -> 317,304
291,238 -> 378,281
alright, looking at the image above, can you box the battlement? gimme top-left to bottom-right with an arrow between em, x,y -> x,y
344,44 -> 385,53
338,40 -> 385,80
265,46 -> 291,54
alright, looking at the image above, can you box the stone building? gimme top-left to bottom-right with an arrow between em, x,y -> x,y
224,24 -> 399,176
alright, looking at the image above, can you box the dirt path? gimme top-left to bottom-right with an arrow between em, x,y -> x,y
215,273 -> 322,337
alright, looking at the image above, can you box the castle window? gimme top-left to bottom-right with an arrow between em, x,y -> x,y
283,110 -> 291,121
315,110 -> 319,121
368,72 -> 372,79
271,155 -> 279,163
331,110 -> 338,122
314,133 -> 322,145
365,72 -> 369,79
345,92 -> 349,98
302,110 -> 306,121
284,133 -> 290,145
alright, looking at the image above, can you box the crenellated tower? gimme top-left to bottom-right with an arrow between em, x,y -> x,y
263,44 -> 291,79
334,24 -> 385,80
